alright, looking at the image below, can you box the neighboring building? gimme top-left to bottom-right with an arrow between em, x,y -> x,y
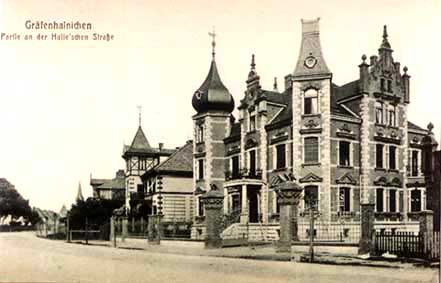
76,182 -> 84,202
90,170 -> 125,201
141,140 -> 194,223
122,125 -> 175,214
190,19 -> 435,240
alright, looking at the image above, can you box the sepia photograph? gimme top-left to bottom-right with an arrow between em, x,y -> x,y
0,0 -> 440,282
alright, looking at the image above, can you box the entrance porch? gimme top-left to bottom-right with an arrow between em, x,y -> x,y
224,183 -> 262,224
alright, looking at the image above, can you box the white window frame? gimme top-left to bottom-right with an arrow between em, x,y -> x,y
301,184 -> 321,212
303,136 -> 320,164
337,140 -> 352,167
337,186 -> 353,213
302,88 -> 320,115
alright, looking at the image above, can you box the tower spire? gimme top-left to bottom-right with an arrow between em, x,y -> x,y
137,105 -> 142,127
379,25 -> 392,50
208,27 -> 216,59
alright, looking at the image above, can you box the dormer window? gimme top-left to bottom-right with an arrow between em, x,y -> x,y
304,89 -> 318,115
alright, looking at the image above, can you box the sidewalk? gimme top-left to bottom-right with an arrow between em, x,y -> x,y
70,237 -> 435,269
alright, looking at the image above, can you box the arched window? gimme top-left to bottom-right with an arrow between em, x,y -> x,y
304,89 -> 318,115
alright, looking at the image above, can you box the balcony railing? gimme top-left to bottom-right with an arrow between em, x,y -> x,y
225,168 -> 263,181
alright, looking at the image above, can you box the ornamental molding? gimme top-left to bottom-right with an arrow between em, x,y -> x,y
336,172 -> 357,185
299,172 -> 323,183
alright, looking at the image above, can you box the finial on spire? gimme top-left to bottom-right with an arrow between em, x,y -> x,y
137,105 -> 142,127
251,54 -> 256,70
380,24 -> 392,50
383,25 -> 388,40
208,27 -> 216,59
273,77 -> 278,91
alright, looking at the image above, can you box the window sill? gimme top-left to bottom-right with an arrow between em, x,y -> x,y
196,141 -> 205,146
375,167 -> 386,172
337,165 -> 353,169
247,130 -> 257,135
388,169 -> 399,173
302,113 -> 321,118
302,162 -> 321,167
272,167 -> 287,172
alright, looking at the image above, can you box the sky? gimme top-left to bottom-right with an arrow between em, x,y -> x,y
0,0 -> 440,211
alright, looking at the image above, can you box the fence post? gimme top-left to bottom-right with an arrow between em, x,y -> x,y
110,217 -> 116,248
121,217 -> 128,242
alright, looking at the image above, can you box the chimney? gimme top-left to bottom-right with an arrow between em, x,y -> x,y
284,74 -> 293,91
159,143 -> 164,151
402,66 -> 410,103
358,54 -> 369,93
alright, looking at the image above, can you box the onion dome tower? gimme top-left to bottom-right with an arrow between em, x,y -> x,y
192,30 -> 234,114
191,29 -> 234,227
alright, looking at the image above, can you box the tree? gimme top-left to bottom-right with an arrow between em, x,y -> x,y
0,182 -> 33,222
68,197 -> 123,229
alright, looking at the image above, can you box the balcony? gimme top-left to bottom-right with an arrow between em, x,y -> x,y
225,168 -> 262,181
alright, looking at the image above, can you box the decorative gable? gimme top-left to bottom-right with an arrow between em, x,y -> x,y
299,172 -> 323,183
336,172 -> 357,185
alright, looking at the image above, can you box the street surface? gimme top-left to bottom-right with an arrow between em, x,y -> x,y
0,232 -> 439,283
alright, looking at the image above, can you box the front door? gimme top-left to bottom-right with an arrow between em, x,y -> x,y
248,190 -> 259,223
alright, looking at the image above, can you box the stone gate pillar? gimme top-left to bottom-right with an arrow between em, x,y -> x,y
359,203 -> 375,255
201,185 -> 224,249
275,181 -> 303,253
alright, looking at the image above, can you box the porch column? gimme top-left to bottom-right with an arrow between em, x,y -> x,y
224,187 -> 229,214
240,184 -> 248,224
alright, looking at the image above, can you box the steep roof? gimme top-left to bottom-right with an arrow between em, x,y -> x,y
408,121 -> 427,132
128,126 -> 151,151
331,80 -> 361,117
152,141 -> 193,174
293,18 -> 331,78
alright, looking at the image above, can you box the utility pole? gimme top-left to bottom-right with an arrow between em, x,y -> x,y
309,208 -> 314,262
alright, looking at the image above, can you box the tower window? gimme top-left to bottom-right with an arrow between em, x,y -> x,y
376,144 -> 384,168
198,159 -> 204,180
389,146 -> 396,170
198,197 -> 205,216
196,124 -> 204,143
375,102 -> 383,124
304,137 -> 319,163
380,78 -> 385,91
276,144 -> 286,169
411,150 -> 419,177
339,187 -> 351,212
304,89 -> 318,115
249,113 -> 256,132
339,141 -> 351,166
